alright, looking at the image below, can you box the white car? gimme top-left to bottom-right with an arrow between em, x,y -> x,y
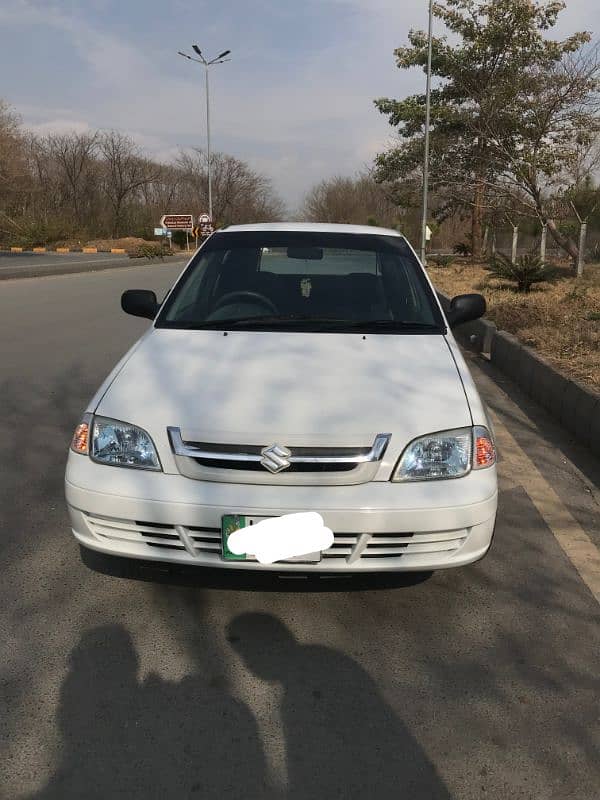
65,223 -> 497,573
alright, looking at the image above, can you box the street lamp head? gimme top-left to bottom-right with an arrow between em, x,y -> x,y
192,44 -> 203,56
216,49 -> 231,60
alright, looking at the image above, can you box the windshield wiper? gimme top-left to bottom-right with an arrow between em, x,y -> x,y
173,314 -> 348,329
168,316 -> 440,331
321,319 -> 441,331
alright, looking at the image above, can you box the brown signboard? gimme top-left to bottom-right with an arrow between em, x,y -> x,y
160,214 -> 194,230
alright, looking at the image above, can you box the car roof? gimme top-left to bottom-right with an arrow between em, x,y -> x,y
220,222 -> 403,237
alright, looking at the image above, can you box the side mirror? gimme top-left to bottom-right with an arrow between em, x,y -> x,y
446,293 -> 486,328
121,290 -> 159,320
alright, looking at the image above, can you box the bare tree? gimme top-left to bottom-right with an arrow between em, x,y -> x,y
0,98 -> 285,245
301,172 -> 398,226
44,132 -> 99,226
98,131 -> 158,237
176,149 -> 284,224
0,101 -> 31,235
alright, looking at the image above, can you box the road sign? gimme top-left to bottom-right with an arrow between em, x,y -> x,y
425,225 -> 433,242
193,213 -> 214,238
159,214 -> 194,230
154,227 -> 166,236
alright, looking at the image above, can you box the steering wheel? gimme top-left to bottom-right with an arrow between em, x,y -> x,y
212,291 -> 278,315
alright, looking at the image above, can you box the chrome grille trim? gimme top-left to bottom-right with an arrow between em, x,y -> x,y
167,427 -> 391,468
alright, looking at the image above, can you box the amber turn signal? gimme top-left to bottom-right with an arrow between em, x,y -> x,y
71,416 -> 91,454
473,426 -> 496,469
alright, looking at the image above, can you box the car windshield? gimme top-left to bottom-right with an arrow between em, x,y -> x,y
156,231 -> 445,333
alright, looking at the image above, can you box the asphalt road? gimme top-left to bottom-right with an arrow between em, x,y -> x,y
1,264 -> 599,799
0,250 -> 190,280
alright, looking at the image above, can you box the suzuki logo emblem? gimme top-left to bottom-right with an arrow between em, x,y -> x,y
260,443 -> 292,473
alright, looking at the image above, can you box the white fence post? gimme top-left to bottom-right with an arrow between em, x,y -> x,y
540,223 -> 547,263
577,220 -> 587,278
511,225 -> 519,264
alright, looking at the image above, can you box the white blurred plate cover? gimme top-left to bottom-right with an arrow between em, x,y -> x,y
227,512 -> 334,565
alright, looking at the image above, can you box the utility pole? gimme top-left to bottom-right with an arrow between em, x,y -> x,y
178,46 -> 231,221
420,0 -> 434,266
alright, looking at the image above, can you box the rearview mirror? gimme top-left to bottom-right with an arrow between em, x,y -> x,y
121,289 -> 159,320
446,293 -> 486,328
287,246 -> 323,260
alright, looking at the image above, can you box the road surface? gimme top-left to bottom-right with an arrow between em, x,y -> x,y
0,250 -> 190,280
0,263 -> 599,799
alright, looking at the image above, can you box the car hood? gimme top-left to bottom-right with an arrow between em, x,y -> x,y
96,329 -> 471,475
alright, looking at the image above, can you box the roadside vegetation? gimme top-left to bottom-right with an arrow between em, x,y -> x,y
0,103 -> 284,248
428,260 -> 600,389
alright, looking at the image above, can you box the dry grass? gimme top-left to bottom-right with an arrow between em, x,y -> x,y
428,261 -> 600,389
84,237 -> 154,251
52,236 -> 158,251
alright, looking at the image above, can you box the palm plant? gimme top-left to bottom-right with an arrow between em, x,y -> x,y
486,252 -> 555,292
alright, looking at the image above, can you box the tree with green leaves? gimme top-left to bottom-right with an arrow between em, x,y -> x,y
373,0 -> 593,258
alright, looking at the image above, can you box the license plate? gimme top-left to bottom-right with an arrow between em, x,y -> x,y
221,514 -> 322,563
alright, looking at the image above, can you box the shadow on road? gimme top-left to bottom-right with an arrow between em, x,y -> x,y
228,612 -> 452,799
26,624 -> 273,799
27,617 -> 452,799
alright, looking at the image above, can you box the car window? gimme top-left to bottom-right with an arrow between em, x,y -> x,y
157,231 -> 444,333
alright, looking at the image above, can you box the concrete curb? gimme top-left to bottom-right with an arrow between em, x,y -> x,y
1,246 -> 186,254
3,247 -> 99,254
2,246 -> 128,254
439,292 -> 600,459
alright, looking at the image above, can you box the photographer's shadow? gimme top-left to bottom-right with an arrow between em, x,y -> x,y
30,624 -> 273,799
228,613 -> 452,800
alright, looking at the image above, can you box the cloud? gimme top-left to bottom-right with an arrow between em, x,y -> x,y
26,118 -> 91,136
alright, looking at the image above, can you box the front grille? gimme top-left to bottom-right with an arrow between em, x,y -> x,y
185,441 -> 372,474
187,525 -> 222,555
167,427 -> 391,485
84,514 -> 468,564
191,458 -> 356,472
361,530 -> 467,559
85,515 -> 185,549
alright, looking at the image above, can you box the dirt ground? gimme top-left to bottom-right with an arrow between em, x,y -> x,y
428,260 -> 600,390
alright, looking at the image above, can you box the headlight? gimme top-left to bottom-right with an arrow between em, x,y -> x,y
392,426 -> 495,482
90,416 -> 161,470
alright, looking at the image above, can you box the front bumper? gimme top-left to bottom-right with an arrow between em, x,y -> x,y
65,455 -> 498,572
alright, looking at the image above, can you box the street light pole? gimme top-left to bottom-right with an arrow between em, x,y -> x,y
178,46 -> 231,222
420,0 -> 434,266
204,63 -> 212,219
